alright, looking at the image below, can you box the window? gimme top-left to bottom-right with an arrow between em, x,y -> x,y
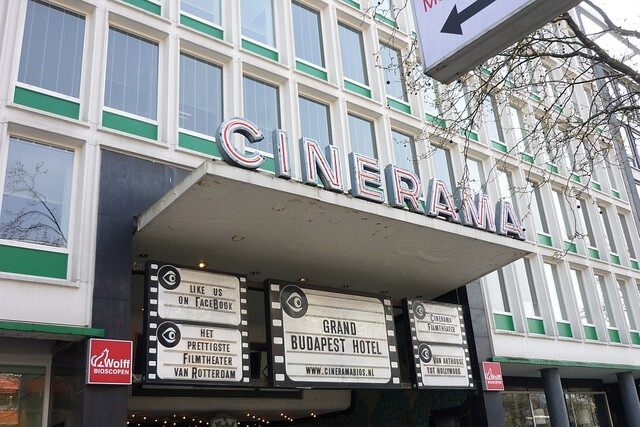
375,0 -> 394,19
180,0 -> 221,25
241,0 -> 275,47
347,114 -> 376,159
379,43 -> 406,101
299,96 -> 332,151
597,205 -> 617,254
577,200 -> 597,248
465,157 -> 485,194
104,28 -> 158,120
544,262 -> 568,321
243,76 -> 280,154
0,137 -> 74,247
496,169 -> 518,216
569,269 -> 593,325
0,366 -> 47,426
509,106 -> 529,151
423,78 -> 441,117
618,213 -> 637,260
485,269 -> 509,312
484,96 -> 504,142
594,274 -> 616,328
292,1 -> 324,67
620,127 -> 637,168
514,258 -> 540,317
431,147 -> 455,194
338,23 -> 368,86
617,280 -> 637,331
391,130 -> 417,176
552,190 -> 573,241
18,0 -> 85,97
526,181 -> 549,235
179,53 -> 222,137
452,83 -> 472,127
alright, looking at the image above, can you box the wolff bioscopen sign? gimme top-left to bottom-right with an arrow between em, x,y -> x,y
215,117 -> 525,241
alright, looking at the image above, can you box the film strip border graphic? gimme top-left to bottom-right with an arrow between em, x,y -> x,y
406,299 -> 474,389
145,262 -> 250,385
268,281 -> 401,388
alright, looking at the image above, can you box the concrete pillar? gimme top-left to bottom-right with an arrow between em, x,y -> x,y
617,371 -> 640,425
541,368 -> 569,427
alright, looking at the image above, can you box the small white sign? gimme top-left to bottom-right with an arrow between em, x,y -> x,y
412,300 -> 463,345
417,344 -> 471,388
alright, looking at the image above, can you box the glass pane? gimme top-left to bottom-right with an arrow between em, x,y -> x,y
0,137 -> 74,247
243,76 -> 280,154
597,206 -> 617,253
569,393 -> 612,427
514,258 -> 540,317
570,269 -> 592,325
347,114 -> 376,159
338,23 -> 368,86
577,200 -> 597,247
526,181 -> 548,234
617,280 -> 637,330
180,0 -> 221,25
104,28 -> 158,119
485,269 -> 509,312
241,0 -> 275,47
618,213 -> 636,259
18,0 -> 85,97
379,43 -> 406,101
544,263 -> 567,321
530,393 -> 551,427
595,275 -> 616,328
465,157 -> 485,194
432,147 -> 455,194
292,1 -> 323,67
179,53 -> 222,137
423,77 -> 441,116
496,169 -> 518,216
0,368 -> 46,427
501,393 -> 534,427
510,106 -> 529,152
484,96 -> 504,142
391,130 -> 417,176
552,190 -> 573,240
298,96 -> 331,150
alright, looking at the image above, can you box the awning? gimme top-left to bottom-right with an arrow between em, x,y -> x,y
133,161 -> 533,299
0,320 -> 105,341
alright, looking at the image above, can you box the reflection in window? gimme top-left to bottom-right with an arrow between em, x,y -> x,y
485,269 -> 509,312
577,200 -> 597,248
180,0 -> 221,25
338,23 -> 368,86
0,137 -> 73,247
104,28 -> 158,119
347,114 -> 376,159
19,0 -> 85,98
597,206 -> 617,254
514,258 -> 540,317
501,393 -> 533,427
0,367 -> 46,427
544,262 -> 568,321
379,43 -> 406,101
243,76 -> 280,154
179,53 -> 222,137
526,181 -> 549,235
496,169 -> 519,216
509,106 -> 529,152
484,96 -> 504,142
465,157 -> 485,194
570,269 -> 593,325
552,190 -> 573,241
241,0 -> 275,47
292,1 -> 324,67
299,96 -> 332,151
595,275 -> 616,328
391,130 -> 417,176
617,280 -> 637,331
432,147 -> 455,194
618,213 -> 636,259
423,77 -> 441,117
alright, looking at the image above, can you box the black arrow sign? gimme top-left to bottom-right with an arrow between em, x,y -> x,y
441,0 -> 497,35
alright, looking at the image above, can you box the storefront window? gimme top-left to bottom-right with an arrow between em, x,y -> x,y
501,393 -> 533,427
0,367 -> 46,427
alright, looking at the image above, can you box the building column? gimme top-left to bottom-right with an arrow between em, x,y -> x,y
617,371 -> 640,424
541,368 -> 569,427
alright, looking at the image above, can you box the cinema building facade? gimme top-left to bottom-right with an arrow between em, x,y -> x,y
0,0 -> 639,426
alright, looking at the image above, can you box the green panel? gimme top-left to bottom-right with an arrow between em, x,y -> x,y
0,365 -> 46,375
492,141 -> 507,153
375,14 -> 397,28
610,254 -> 621,265
570,174 -> 581,183
527,318 -> 545,335
505,80 -> 515,88
583,325 -> 598,340
545,163 -> 559,174
14,86 -> 79,119
0,244 -> 67,279
342,0 -> 360,8
557,322 -> 573,338
608,328 -> 621,343
178,132 -> 222,157
564,241 -> 577,254
180,14 -> 223,39
257,156 -> 275,173
631,259 -> 639,270
492,356 -> 640,371
479,67 -> 492,76
612,190 -> 621,199
296,61 -> 328,81
537,233 -> 553,247
387,97 -> 411,114
529,93 -> 542,102
591,181 -> 602,191
344,80 -> 372,98
494,313 -> 515,331
242,38 -> 279,61
461,129 -> 479,141
102,111 -> 158,140
595,127 -> 603,133
631,331 -> 640,345
588,247 -> 600,260
0,320 -> 104,338
520,152 -> 534,163
553,105 -> 563,113
425,113 -> 447,129
122,0 -> 161,15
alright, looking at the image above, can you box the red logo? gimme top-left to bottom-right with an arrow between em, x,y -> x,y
482,362 -> 504,391
87,339 -> 133,385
